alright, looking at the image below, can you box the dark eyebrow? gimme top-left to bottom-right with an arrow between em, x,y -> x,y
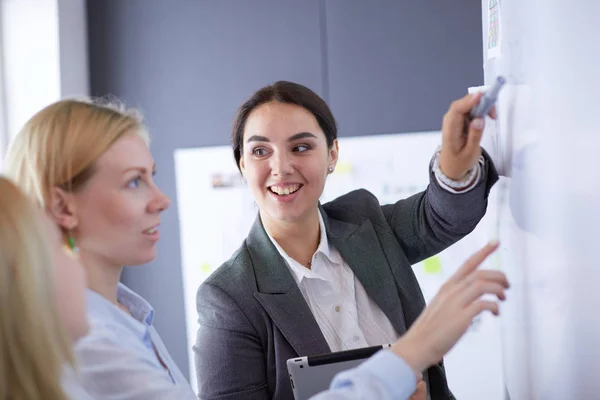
246,135 -> 269,143
288,132 -> 317,142
245,132 -> 317,144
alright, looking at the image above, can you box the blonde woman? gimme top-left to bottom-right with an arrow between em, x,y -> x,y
0,177 -> 91,399
5,99 -> 197,399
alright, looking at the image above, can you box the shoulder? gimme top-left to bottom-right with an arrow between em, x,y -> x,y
323,189 -> 387,226
195,241 -> 263,333
325,188 -> 380,210
196,241 -> 259,312
203,241 -> 255,288
74,321 -> 194,398
74,319 -> 155,373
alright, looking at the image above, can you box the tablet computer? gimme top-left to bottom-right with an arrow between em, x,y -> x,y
287,344 -> 392,400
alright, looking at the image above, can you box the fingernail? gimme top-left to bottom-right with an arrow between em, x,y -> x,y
472,118 -> 484,130
489,239 -> 499,247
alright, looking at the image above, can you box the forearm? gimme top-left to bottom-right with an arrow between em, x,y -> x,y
311,351 -> 418,400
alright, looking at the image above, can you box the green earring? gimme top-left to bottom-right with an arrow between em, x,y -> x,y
67,235 -> 79,253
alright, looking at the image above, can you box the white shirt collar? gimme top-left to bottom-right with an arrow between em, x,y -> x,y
265,210 -> 337,284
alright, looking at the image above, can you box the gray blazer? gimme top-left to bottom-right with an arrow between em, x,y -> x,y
194,153 -> 498,399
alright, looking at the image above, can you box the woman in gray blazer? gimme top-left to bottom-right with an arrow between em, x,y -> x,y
194,81 -> 498,399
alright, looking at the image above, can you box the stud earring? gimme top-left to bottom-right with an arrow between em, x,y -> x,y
328,166 -> 334,173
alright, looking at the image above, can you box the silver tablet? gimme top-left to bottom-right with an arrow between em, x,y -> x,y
287,344 -> 392,400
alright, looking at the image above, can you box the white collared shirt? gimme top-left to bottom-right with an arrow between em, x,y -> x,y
267,211 -> 399,352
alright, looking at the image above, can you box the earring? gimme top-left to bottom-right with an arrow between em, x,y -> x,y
67,234 -> 79,253
328,166 -> 334,173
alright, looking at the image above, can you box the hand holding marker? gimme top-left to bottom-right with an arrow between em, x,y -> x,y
465,76 -> 506,134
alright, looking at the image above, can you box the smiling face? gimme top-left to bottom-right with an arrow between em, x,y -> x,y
70,133 -> 171,268
239,101 -> 338,226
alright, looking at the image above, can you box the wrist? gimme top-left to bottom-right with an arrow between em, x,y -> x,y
434,151 -> 479,191
438,154 -> 469,180
391,336 -> 432,378
441,168 -> 469,181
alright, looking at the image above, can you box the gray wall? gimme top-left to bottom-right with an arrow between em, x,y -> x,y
86,0 -> 483,379
58,0 -> 90,97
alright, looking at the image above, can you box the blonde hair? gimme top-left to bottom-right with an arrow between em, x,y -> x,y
0,177 -> 72,400
4,97 -> 149,209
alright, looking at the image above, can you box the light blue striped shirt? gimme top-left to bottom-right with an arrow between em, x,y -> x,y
74,284 -> 196,400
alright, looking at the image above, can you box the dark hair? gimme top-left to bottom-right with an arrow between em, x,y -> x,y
231,81 -> 337,171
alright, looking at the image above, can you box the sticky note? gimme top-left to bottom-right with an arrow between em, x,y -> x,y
423,256 -> 442,274
334,161 -> 352,174
200,263 -> 212,274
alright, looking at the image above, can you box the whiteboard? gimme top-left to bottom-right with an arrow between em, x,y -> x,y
482,0 -> 600,398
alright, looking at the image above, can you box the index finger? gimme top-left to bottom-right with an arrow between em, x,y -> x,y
449,92 -> 483,115
449,241 -> 500,283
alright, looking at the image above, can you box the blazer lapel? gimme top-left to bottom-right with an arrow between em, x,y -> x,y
247,216 -> 330,357
324,210 -> 408,336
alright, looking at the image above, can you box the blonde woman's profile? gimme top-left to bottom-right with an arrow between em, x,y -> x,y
4,98 -> 198,399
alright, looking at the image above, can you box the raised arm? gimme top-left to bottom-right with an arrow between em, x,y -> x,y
382,93 -> 499,264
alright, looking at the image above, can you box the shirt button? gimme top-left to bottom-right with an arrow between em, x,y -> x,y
353,335 -> 360,342
335,305 -> 340,312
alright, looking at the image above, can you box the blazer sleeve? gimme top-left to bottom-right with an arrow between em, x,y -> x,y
194,281 -> 269,400
381,150 -> 499,264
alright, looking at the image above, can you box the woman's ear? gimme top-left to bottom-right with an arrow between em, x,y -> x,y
239,156 -> 246,177
48,187 -> 78,231
329,139 -> 339,169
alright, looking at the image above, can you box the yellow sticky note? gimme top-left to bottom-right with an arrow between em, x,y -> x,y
423,256 -> 442,274
199,263 -> 212,274
334,161 -> 352,174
